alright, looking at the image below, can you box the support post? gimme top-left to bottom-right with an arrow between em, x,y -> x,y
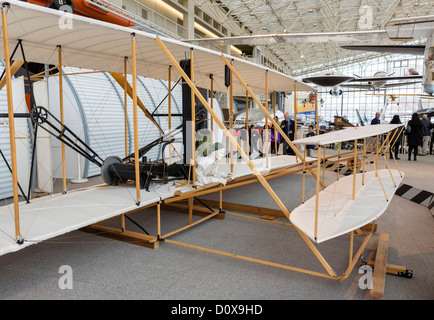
265,70 -> 269,167
273,91 -> 277,154
157,201 -> 161,238
131,33 -> 141,205
168,65 -> 172,164
352,139 -> 357,200
293,82 -> 297,141
302,147 -> 306,203
314,145 -> 322,241
362,138 -> 366,185
349,230 -> 354,268
315,91 -> 319,135
124,57 -> 128,157
2,4 -> 22,243
190,48 -> 196,182
210,74 -> 214,144
246,89 -> 249,154
230,59 -> 234,173
390,126 -> 404,177
58,45 -> 67,194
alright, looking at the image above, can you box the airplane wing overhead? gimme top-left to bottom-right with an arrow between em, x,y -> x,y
385,14 -> 434,39
383,81 -> 421,88
184,30 -> 389,46
339,83 -> 373,89
0,0 -> 315,95
348,74 -> 423,82
341,45 -> 426,55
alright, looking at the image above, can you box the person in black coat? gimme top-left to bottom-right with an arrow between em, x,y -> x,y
371,112 -> 381,125
280,112 -> 295,155
389,115 -> 402,160
406,113 -> 423,161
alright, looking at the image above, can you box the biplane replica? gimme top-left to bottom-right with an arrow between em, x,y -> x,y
0,0 -> 413,299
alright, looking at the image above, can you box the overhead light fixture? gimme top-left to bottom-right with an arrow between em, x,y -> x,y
153,0 -> 241,54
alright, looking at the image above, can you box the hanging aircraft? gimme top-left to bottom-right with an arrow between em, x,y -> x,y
340,15 -> 434,95
185,14 -> 433,95
302,70 -> 422,93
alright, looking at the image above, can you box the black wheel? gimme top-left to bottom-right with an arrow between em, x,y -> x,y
101,156 -> 122,186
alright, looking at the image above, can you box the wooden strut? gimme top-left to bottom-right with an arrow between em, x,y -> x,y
58,46 -> 67,194
109,71 -> 164,135
124,57 -> 128,158
371,131 -> 393,201
190,48 -> 196,183
220,55 -> 326,190
293,81 -> 297,146
155,36 -> 291,219
89,37 -> 401,284
131,33 -> 141,205
168,66 -> 172,165
389,126 -> 404,177
1,5 -> 21,243
0,60 -> 23,91
153,38 -> 341,278
265,70 -> 269,167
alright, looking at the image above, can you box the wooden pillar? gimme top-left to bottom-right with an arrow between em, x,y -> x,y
246,89 -> 249,155
157,202 -> 161,238
190,48 -> 196,182
265,70 -> 269,167
121,57 -> 128,232
188,197 -> 193,224
168,65 -> 172,164
273,91 -> 277,154
375,135 -> 379,177
229,60 -> 234,173
293,81 -> 297,142
131,33 -> 141,205
302,147 -> 306,203
362,138 -> 366,185
352,139 -> 357,200
58,45 -> 67,194
2,5 -> 21,242
349,230 -> 354,267
210,74 -> 214,144
314,145 -> 322,242
315,91 -> 319,135
124,57 -> 128,158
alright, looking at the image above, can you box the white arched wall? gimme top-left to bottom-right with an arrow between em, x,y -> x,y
1,65 -> 225,198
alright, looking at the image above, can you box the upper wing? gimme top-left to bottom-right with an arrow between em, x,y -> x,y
183,30 -> 389,46
341,45 -> 426,56
349,75 -> 423,82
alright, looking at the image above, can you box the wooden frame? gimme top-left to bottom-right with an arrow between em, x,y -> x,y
85,39 -> 406,284
1,5 -> 21,243
0,12 -> 409,293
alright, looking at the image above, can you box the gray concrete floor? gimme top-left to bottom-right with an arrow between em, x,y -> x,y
0,150 -> 433,301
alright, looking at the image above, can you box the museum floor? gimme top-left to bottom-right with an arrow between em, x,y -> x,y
0,151 -> 433,300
